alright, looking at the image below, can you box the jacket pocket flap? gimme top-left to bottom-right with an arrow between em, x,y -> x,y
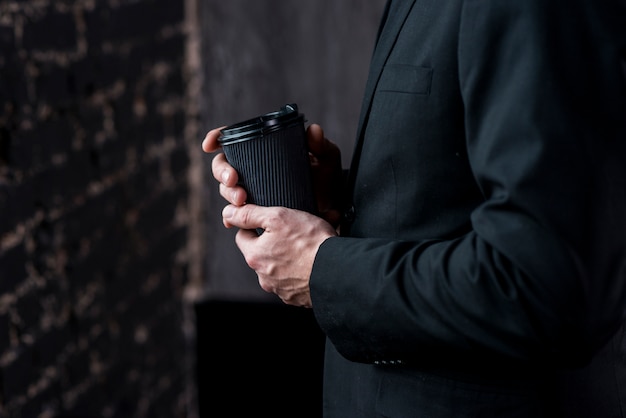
378,64 -> 433,95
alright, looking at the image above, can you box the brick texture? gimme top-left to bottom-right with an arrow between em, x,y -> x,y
0,1 -> 194,416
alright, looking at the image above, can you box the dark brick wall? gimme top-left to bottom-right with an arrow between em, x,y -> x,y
0,1 -> 195,417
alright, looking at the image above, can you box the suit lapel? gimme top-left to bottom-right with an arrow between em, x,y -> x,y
348,0 -> 417,186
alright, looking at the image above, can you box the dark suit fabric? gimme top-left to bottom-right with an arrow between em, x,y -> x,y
310,0 -> 626,416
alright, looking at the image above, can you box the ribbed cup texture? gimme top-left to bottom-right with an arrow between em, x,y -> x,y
222,124 -> 316,214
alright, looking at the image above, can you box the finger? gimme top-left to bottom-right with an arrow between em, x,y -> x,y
213,154 -> 247,206
202,126 -> 227,153
234,227 -> 259,259
307,124 -> 341,165
306,124 -> 326,156
211,153 -> 239,187
222,204 -> 265,231
219,182 -> 247,206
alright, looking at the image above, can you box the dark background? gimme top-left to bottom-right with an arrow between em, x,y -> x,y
0,0 -> 384,416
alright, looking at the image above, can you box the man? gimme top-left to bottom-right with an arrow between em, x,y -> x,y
203,0 -> 626,416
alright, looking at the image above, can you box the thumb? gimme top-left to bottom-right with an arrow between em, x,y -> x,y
222,204 -> 264,230
306,124 -> 326,156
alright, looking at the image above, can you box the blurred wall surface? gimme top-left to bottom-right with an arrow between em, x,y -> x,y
0,0 -> 195,416
200,0 -> 387,301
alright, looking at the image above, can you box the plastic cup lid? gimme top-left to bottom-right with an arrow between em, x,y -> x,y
218,103 -> 305,145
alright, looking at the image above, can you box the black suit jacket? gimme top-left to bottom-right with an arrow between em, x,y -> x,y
310,0 -> 626,416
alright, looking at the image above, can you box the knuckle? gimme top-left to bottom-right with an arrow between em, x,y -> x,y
257,276 -> 275,294
245,253 -> 259,270
219,183 -> 230,201
267,207 -> 288,227
240,207 -> 253,225
211,152 -> 225,171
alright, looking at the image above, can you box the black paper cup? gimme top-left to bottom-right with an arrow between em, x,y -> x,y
218,104 -> 317,217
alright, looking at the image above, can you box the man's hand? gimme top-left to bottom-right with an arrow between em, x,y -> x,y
222,203 -> 337,307
202,123 -> 342,306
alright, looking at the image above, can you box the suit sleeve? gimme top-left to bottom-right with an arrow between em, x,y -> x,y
309,0 -> 626,367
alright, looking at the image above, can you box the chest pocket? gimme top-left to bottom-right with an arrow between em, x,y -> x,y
378,64 -> 433,95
